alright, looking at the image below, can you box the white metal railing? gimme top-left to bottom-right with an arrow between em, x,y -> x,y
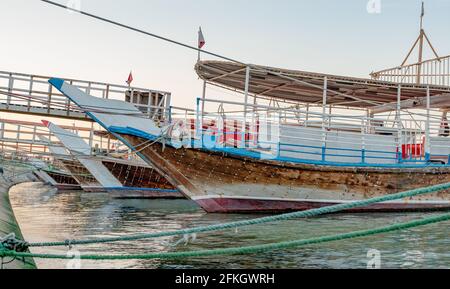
184,98 -> 450,165
0,70 -> 172,120
371,55 -> 450,86
0,119 -> 122,158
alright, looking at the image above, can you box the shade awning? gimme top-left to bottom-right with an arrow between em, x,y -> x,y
195,60 -> 450,108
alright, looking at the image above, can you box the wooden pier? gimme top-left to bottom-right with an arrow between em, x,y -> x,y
0,166 -> 37,269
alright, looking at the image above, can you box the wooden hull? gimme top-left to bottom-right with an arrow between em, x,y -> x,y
109,189 -> 184,199
55,183 -> 82,191
119,134 -> 450,213
195,197 -> 450,213
80,186 -> 183,199
59,157 -> 181,198
34,170 -> 82,191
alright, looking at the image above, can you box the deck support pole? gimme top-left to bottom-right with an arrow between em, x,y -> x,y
28,76 -> 34,111
107,134 -> 111,155
250,96 -> 257,148
89,122 -> 94,156
16,125 -> 21,142
165,93 -> 172,123
397,85 -> 402,163
425,86 -> 431,162
0,122 -> 4,140
361,112 -> 366,164
322,77 -> 328,162
32,126 -> 37,144
201,80 -> 207,144
6,73 -> 13,108
196,98 -> 201,147
305,104 -> 310,127
242,66 -> 251,148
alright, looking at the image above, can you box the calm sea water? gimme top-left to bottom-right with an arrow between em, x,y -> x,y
9,182 -> 450,269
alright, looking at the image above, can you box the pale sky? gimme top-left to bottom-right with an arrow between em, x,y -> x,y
1,0 -> 450,111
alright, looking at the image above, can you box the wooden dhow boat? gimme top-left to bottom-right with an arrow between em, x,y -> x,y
47,57 -> 450,212
40,121 -> 182,199
39,3 -> 449,213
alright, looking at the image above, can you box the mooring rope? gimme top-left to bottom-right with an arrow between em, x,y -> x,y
2,213 -> 449,260
0,234 -> 29,253
27,182 -> 450,248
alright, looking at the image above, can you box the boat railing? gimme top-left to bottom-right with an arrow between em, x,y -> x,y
0,70 -> 172,121
0,119 -> 120,158
371,55 -> 450,86
181,98 -> 450,166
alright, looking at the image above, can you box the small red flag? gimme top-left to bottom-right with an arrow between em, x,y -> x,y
198,27 -> 206,49
126,71 -> 133,85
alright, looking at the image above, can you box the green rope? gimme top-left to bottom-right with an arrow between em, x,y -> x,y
29,182 -> 450,248
3,213 -> 449,260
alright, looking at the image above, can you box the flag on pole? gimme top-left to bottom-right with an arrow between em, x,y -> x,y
421,1 -> 425,17
198,27 -> 206,49
126,71 -> 133,86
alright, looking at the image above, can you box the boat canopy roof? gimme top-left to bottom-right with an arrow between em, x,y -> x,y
195,60 -> 450,108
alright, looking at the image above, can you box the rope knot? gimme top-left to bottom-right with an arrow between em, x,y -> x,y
64,239 -> 73,249
0,233 -> 29,253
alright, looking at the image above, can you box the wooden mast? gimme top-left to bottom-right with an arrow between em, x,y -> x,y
400,2 -> 440,85
416,2 -> 425,84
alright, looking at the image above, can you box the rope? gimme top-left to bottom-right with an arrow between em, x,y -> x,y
28,182 -> 450,248
0,233 -> 29,253
40,0 -> 244,65
125,120 -> 180,155
0,234 -> 33,269
2,213 -> 449,260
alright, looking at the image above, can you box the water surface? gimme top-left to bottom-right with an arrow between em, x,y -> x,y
9,182 -> 450,269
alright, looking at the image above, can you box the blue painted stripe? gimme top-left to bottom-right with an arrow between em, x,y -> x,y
109,126 -> 449,169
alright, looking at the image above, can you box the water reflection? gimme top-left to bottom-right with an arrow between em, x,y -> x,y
9,182 -> 450,269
